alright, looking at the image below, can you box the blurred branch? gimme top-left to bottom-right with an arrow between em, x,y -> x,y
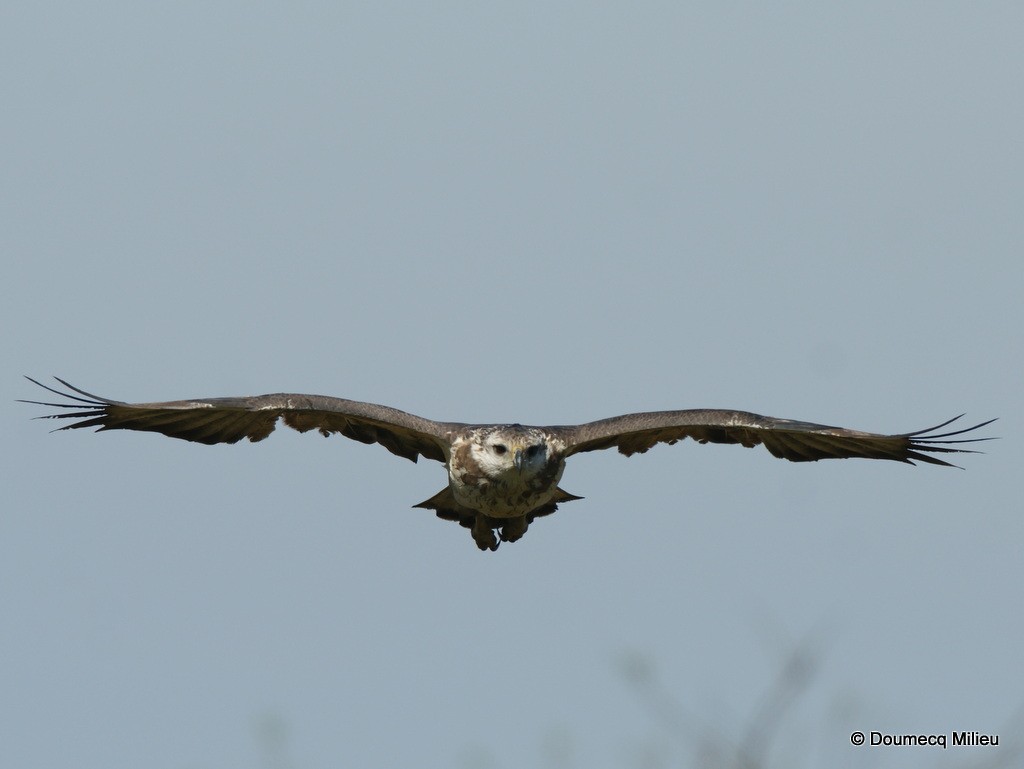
616,638 -> 823,769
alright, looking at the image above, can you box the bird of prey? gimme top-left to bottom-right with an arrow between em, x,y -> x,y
22,376 -> 994,551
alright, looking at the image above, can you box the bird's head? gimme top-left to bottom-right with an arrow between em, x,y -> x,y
471,426 -> 553,480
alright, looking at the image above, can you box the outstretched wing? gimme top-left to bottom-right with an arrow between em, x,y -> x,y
551,409 -> 995,467
22,377 -> 461,463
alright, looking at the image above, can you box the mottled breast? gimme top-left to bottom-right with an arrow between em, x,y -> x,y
447,425 -> 567,518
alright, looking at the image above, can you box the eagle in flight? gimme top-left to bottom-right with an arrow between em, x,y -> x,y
23,377 -> 993,551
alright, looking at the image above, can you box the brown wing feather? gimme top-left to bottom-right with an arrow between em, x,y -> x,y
21,376 -> 459,463
552,409 -> 995,467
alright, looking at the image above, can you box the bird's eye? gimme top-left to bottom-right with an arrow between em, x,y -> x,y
492,444 -> 507,455
526,445 -> 541,458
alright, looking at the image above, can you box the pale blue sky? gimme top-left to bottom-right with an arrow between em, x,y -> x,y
3,2 -> 1022,768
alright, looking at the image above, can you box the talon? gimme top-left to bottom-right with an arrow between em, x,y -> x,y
472,517 -> 499,551
499,516 -> 529,543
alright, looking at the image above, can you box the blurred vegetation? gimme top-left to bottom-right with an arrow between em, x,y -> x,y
252,645 -> 1021,769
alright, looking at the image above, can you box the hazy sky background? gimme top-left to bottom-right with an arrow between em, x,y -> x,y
3,2 -> 1021,768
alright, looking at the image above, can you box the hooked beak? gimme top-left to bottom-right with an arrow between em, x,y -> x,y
513,447 -> 524,472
